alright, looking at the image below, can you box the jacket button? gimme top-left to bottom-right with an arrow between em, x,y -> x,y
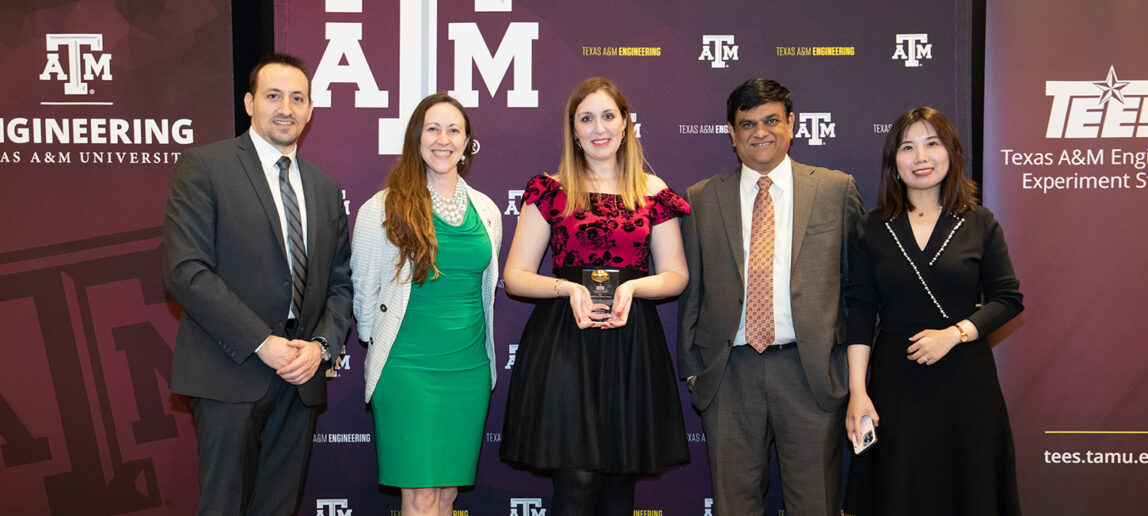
380,304 -> 387,312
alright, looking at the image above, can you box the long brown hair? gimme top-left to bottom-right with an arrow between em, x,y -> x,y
877,106 -> 978,219
556,77 -> 652,216
382,93 -> 474,284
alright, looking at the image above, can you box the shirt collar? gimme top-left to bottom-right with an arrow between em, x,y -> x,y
248,127 -> 297,170
739,155 -> 793,196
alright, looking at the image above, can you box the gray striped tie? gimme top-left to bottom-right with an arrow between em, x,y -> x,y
277,156 -> 306,317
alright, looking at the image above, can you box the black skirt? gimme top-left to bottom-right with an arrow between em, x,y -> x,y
499,291 -> 689,473
844,332 -> 1021,516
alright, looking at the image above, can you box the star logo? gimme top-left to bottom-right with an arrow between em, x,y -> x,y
1093,65 -> 1129,106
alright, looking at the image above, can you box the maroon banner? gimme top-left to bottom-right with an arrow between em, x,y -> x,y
0,0 -> 233,514
984,1 -> 1148,513
278,1 -> 972,514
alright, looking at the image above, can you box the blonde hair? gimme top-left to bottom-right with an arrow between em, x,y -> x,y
556,77 -> 652,216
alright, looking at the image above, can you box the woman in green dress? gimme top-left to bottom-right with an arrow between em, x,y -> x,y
351,93 -> 502,516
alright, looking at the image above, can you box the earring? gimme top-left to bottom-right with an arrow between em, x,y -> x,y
459,154 -> 466,164
575,140 -> 582,150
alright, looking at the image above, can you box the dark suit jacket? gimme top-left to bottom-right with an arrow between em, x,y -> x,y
162,131 -> 352,407
677,160 -> 863,412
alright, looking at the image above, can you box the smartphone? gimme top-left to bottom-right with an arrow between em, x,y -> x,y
853,415 -> 877,454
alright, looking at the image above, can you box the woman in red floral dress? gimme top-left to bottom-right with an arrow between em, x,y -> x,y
500,77 -> 691,515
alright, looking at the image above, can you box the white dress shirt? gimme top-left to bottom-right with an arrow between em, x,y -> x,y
733,156 -> 796,347
249,128 -> 308,318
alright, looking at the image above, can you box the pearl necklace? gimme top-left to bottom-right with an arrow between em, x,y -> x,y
428,176 -> 468,225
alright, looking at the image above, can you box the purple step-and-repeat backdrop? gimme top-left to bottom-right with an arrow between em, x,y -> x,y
13,0 -> 1142,514
276,1 -> 971,514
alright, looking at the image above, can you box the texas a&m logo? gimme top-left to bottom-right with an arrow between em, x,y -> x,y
698,35 -> 739,69
39,34 -> 113,96
310,0 -> 539,155
891,33 -> 931,68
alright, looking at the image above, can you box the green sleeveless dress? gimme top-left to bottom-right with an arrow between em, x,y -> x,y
370,202 -> 492,487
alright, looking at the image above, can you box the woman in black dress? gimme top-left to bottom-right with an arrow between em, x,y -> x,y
843,107 -> 1023,516
499,77 -> 690,515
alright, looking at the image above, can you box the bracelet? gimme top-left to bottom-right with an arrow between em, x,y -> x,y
953,322 -> 969,343
553,277 -> 563,298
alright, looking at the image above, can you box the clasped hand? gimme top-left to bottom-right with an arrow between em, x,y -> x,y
567,281 -> 635,330
256,335 -> 322,385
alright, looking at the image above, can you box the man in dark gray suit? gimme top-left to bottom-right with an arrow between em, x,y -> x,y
677,78 -> 863,516
162,54 -> 352,515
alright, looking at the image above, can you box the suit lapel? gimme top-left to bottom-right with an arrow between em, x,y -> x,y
715,170 -> 746,283
237,132 -> 289,263
922,211 -> 959,259
790,161 -> 817,266
295,158 -> 323,314
299,157 -> 320,259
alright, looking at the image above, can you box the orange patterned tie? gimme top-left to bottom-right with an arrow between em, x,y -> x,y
746,175 -> 774,353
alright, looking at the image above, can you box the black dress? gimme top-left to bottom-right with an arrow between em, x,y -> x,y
499,175 -> 690,473
843,205 -> 1024,516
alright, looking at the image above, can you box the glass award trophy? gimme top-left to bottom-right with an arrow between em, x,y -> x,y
583,268 -> 620,314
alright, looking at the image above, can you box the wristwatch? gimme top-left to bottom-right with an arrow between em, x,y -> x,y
312,336 -> 331,362
953,322 -> 969,343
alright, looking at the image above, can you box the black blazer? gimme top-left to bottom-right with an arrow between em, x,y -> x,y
162,131 -> 352,407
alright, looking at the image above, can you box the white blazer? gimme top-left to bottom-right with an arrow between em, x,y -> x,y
351,186 -> 502,402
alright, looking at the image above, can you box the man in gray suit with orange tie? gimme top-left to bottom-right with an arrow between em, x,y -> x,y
162,54 -> 352,515
677,78 -> 863,516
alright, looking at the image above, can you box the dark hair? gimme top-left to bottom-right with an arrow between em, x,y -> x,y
248,53 -> 312,99
726,78 -> 793,125
877,107 -> 978,219
383,93 -> 474,284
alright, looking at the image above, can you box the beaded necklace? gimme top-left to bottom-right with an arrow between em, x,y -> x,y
884,213 -> 964,318
428,176 -> 468,225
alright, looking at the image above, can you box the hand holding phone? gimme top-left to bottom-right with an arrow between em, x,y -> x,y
853,415 -> 877,454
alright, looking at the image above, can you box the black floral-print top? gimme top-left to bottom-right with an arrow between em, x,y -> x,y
523,174 -> 690,272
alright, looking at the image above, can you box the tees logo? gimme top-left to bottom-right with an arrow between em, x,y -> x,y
39,33 -> 113,95
311,0 -> 538,155
795,112 -> 836,146
510,498 -> 546,516
316,498 -> 352,516
698,35 -> 738,68
891,33 -> 931,67
1046,66 -> 1148,139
